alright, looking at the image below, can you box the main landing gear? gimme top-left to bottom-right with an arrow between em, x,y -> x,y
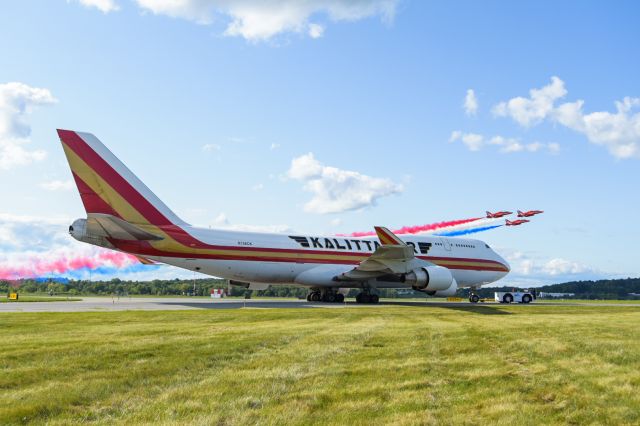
307,289 -> 345,303
355,292 -> 379,304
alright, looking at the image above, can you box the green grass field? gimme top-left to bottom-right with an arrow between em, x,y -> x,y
2,304 -> 640,425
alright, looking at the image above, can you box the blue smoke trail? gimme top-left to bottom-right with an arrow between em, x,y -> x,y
435,225 -> 503,237
38,264 -> 161,281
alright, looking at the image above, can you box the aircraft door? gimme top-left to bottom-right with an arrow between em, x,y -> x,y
441,238 -> 452,251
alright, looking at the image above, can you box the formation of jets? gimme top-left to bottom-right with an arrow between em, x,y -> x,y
485,210 -> 544,227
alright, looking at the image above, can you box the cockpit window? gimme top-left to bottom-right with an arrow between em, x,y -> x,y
485,244 -> 490,248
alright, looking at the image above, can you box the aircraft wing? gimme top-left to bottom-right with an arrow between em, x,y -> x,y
338,226 -> 433,281
87,213 -> 163,241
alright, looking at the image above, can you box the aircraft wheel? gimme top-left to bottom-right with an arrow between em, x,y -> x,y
335,293 -> 345,303
356,293 -> 370,303
310,292 -> 321,302
522,294 -> 532,304
370,294 -> 379,304
470,294 -> 480,303
306,293 -> 312,302
503,294 -> 513,304
325,293 -> 336,303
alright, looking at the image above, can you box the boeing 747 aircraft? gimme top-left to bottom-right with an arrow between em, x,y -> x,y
58,130 -> 510,303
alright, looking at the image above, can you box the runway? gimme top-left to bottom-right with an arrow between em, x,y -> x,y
2,297 -> 640,313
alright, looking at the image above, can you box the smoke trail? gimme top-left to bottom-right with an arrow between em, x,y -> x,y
430,217 -> 503,235
435,224 -> 503,237
60,263 -> 160,280
0,250 -> 144,280
342,217 -> 482,237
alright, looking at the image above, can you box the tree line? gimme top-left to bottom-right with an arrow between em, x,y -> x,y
2,277 -> 640,299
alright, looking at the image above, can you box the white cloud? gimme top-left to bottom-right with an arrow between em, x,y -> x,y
449,131 -> 484,151
554,96 -> 640,159
0,213 -> 70,252
287,152 -> 324,180
464,89 -> 478,116
251,183 -> 264,191
0,82 -> 56,170
212,212 -> 291,233
541,258 -> 592,276
202,143 -> 221,152
493,76 -> 567,127
330,218 -> 342,227
451,131 -> 559,154
493,77 -> 640,159
70,0 -> 120,13
287,153 -> 403,214
461,133 -> 483,151
496,249 -> 603,286
270,143 -> 281,150
134,0 -> 398,41
40,179 -> 74,191
308,23 -> 325,39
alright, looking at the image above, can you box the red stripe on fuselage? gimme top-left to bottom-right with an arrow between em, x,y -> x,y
113,240 -> 509,272
111,236 -> 506,265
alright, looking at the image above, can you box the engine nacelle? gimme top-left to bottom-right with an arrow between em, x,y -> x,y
429,279 -> 458,297
404,265 -> 453,292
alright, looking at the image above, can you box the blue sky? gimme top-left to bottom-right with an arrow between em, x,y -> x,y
1,0 -> 638,285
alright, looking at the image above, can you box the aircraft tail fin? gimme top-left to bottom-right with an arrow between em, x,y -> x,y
57,129 -> 188,227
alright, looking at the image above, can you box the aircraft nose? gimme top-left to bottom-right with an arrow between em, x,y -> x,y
495,251 -> 510,273
500,255 -> 511,273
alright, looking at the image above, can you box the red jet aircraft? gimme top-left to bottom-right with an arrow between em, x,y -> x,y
517,210 -> 544,218
506,219 -> 530,226
486,210 -> 512,218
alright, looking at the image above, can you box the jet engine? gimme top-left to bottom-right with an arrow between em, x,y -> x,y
428,279 -> 458,297
404,265 -> 453,292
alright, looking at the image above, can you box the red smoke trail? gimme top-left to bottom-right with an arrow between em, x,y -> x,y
0,250 -> 140,280
341,217 -> 482,237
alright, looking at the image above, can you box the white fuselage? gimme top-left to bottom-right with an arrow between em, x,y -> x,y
113,226 -> 511,290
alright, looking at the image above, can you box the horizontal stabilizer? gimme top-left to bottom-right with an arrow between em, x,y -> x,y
134,255 -> 157,265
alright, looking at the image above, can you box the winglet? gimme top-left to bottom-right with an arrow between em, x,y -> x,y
374,226 -> 406,246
